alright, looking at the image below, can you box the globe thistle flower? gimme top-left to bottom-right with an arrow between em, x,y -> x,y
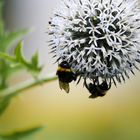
48,0 -> 140,87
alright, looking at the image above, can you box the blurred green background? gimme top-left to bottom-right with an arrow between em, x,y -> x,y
1,0 -> 140,140
0,72 -> 140,140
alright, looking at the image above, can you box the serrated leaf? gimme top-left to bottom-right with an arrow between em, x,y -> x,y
0,127 -> 42,140
15,41 -> 30,67
0,51 -> 24,80
0,52 -> 16,63
31,51 -> 39,68
30,51 -> 42,75
15,42 -> 42,75
0,41 -> 42,78
1,29 -> 30,52
0,52 -> 25,81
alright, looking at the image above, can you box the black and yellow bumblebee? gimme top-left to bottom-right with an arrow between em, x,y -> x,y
56,61 -> 77,93
84,79 -> 111,98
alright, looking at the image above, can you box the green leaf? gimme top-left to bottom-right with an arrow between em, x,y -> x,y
30,51 -> 42,75
15,42 -> 42,76
0,41 -> 42,81
0,95 -> 11,115
0,60 -> 9,90
0,52 -> 16,63
0,127 -> 42,140
31,51 -> 39,69
1,29 -> 30,52
15,42 -> 29,66
0,51 -> 25,80
0,52 -> 26,81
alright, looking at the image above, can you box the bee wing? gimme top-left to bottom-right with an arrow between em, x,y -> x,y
59,80 -> 70,93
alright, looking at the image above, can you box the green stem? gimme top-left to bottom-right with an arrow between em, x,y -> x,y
0,73 -> 57,98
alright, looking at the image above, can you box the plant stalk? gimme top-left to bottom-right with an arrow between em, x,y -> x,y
0,73 -> 57,98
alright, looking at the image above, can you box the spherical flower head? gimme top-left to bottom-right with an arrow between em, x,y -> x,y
48,0 -> 140,85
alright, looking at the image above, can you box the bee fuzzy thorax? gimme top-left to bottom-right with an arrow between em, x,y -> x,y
56,61 -> 77,93
57,66 -> 71,73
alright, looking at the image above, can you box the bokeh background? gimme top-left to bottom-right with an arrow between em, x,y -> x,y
0,0 -> 140,139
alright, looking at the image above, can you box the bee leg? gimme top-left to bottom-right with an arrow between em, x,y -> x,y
84,79 -> 92,91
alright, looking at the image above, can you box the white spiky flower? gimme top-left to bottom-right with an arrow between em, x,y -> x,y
48,0 -> 140,85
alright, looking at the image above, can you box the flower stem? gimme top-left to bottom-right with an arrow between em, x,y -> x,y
0,73 -> 57,98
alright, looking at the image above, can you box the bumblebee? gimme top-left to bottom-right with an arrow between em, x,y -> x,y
56,61 -> 77,93
84,79 -> 111,98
